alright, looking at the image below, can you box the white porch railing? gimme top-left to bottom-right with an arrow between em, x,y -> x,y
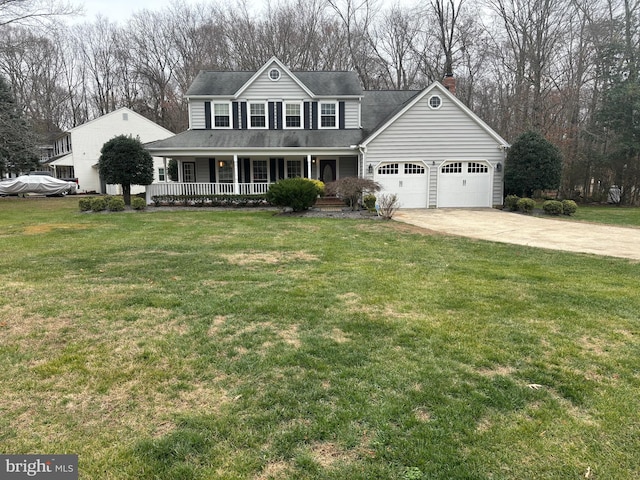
146,182 -> 271,204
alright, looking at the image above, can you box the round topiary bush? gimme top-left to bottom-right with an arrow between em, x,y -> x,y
79,198 -> 93,212
131,197 -> 147,210
107,197 -> 125,211
517,197 -> 536,214
266,178 -> 319,211
504,194 -> 520,211
562,199 -> 578,216
542,200 -> 563,215
90,196 -> 107,212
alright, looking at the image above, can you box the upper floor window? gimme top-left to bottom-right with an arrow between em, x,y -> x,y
285,102 -> 302,128
320,102 -> 337,128
429,95 -> 442,109
213,103 -> 231,128
249,103 -> 267,128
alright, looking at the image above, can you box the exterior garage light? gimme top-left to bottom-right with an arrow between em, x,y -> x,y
496,162 -> 502,172
368,164 -> 373,174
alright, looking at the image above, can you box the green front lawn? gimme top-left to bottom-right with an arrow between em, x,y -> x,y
568,204 -> 640,227
1,197 -> 639,479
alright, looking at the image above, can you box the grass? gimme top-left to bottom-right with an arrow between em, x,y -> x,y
1,196 -> 639,479
567,204 -> 640,227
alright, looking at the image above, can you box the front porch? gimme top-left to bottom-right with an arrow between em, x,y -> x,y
146,154 -> 359,204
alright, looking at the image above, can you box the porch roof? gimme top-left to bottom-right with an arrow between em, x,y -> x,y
145,129 -> 364,155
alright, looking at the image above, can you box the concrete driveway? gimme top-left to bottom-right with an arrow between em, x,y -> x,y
394,209 -> 640,261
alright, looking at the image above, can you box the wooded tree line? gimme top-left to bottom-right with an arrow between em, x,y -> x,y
2,0 -> 640,203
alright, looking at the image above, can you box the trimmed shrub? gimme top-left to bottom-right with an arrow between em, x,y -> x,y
504,194 -> 520,211
131,197 -> 147,210
266,178 -> 319,211
108,197 -> 126,211
79,198 -> 93,212
517,197 -> 536,214
363,194 -> 377,211
150,194 -> 268,207
308,179 -> 325,197
90,197 -> 107,212
562,199 -> 578,216
542,200 -> 563,216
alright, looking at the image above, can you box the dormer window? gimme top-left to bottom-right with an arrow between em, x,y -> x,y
249,102 -> 267,128
319,102 -> 338,128
268,68 -> 281,81
213,103 -> 231,128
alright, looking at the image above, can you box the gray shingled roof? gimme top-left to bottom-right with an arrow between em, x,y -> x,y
186,70 -> 363,97
146,129 -> 364,150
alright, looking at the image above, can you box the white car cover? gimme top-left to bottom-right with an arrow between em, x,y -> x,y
0,175 -> 76,195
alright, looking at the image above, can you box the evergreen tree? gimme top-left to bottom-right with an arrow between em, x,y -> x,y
504,131 -> 563,197
0,75 -> 38,177
98,135 -> 154,205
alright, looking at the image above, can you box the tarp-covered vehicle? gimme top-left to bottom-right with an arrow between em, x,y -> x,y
0,175 -> 77,196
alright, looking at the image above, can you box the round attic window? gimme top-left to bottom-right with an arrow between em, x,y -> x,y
269,68 -> 281,81
429,95 -> 442,109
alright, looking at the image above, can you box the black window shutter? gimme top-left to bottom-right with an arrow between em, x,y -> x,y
241,102 -> 248,129
270,158 -> 277,180
204,101 -> 211,129
312,102 -> 318,130
278,158 -> 285,179
304,102 -> 310,129
268,102 -> 275,130
303,159 -> 309,177
276,102 -> 283,129
339,101 -> 345,129
209,158 -> 216,182
243,158 -> 251,182
232,102 -> 239,129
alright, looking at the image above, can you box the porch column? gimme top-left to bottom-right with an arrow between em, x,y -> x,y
233,154 -> 239,195
307,154 -> 312,179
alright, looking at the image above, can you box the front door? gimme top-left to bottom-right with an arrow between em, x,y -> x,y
319,159 -> 336,183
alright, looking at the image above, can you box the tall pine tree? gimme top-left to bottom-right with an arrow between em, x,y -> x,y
0,75 -> 38,177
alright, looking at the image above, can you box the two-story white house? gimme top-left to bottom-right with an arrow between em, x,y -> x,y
44,107 -> 174,194
145,57 -> 509,208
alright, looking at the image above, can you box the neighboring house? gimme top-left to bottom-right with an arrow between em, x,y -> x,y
44,107 -> 174,194
145,57 -> 509,208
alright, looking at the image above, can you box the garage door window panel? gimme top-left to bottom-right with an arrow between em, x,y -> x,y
405,163 -> 425,174
442,162 -> 462,173
468,162 -> 488,173
378,163 -> 399,175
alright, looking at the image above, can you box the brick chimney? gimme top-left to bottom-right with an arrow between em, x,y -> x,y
443,74 -> 456,95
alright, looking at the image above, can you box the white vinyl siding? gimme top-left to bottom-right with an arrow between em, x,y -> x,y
365,89 -> 504,207
242,67 -> 309,99
190,102 -> 206,129
344,101 -> 360,128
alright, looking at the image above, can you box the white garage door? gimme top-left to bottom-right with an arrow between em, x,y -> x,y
374,162 -> 428,209
438,161 -> 491,207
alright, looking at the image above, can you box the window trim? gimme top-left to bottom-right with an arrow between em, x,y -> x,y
318,101 -> 339,129
252,159 -> 269,183
248,102 -> 268,129
182,162 -> 196,182
212,101 -> 232,129
268,68 -> 281,81
284,101 -> 303,129
286,159 -> 303,178
158,167 -> 166,182
428,95 -> 442,110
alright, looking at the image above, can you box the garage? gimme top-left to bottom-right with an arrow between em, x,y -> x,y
437,161 -> 491,208
374,162 -> 428,208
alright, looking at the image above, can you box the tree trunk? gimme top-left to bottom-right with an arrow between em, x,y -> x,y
123,184 -> 131,206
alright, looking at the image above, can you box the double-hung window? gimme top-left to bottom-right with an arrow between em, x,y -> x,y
253,160 -> 268,182
285,102 -> 302,128
213,103 -> 230,128
249,102 -> 267,128
320,102 -> 337,128
286,160 -> 302,178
